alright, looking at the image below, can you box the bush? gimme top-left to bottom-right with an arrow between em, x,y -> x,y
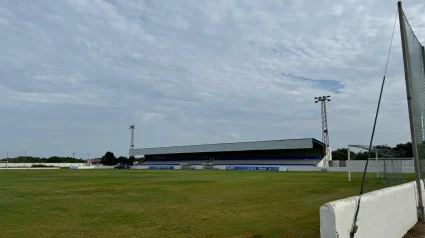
31,164 -> 56,168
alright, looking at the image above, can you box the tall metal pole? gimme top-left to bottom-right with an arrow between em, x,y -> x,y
129,125 -> 135,158
398,0 -> 424,221
24,149 -> 26,168
315,96 -> 331,167
6,149 -> 8,169
129,125 -> 135,150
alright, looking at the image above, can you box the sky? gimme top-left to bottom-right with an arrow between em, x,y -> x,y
1,0 -> 425,159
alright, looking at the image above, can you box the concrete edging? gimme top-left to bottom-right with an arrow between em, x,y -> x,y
320,181 -> 422,238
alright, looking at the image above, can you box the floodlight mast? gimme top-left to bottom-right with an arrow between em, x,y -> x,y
129,125 -> 135,150
315,96 -> 331,167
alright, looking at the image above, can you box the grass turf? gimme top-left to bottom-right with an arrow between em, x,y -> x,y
0,170 -> 414,238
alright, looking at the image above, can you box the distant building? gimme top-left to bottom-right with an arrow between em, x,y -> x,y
87,158 -> 101,166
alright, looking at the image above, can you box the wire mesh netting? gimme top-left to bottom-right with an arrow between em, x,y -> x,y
400,11 -> 425,181
348,145 -> 407,186
348,5 -> 424,236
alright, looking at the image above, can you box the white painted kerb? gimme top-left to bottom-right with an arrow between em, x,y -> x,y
320,181 -> 422,238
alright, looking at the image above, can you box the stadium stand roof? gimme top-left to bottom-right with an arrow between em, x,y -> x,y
130,138 -> 325,156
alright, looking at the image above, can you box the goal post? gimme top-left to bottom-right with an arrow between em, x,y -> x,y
347,144 -> 406,183
347,145 -> 379,182
0,160 -> 9,169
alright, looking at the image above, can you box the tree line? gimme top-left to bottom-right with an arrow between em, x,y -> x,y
99,151 -> 145,166
0,156 -> 86,163
0,152 -> 144,165
332,142 -> 413,160
0,143 -> 413,164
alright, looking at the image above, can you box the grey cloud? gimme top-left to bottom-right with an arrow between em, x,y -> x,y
0,0 -> 424,157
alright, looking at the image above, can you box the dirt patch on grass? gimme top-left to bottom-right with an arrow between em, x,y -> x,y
404,222 -> 425,238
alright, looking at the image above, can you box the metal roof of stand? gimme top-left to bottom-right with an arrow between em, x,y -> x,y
130,138 -> 325,156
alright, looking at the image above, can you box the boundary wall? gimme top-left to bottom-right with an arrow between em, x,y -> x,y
132,164 -> 349,172
0,162 -> 414,173
320,180 -> 423,238
332,159 -> 414,170
0,163 -> 87,168
0,167 -> 59,170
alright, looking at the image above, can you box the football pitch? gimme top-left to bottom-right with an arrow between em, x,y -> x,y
0,170 -> 414,238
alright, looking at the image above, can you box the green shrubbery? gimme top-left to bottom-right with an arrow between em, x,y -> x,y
31,164 -> 56,168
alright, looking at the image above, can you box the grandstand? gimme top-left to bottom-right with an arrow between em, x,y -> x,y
130,138 -> 326,167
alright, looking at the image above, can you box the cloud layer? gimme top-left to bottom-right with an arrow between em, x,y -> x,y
1,0 -> 425,158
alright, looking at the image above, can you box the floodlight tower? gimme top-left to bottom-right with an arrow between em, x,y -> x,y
129,125 -> 135,149
315,95 -> 331,167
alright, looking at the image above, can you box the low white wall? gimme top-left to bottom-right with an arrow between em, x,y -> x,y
0,167 -> 60,170
131,165 -> 351,172
332,159 -> 414,169
76,166 -> 96,169
320,180 -> 423,238
287,167 -> 324,172
132,166 -> 149,169
325,167 -> 349,172
0,163 -> 87,168
332,159 -> 415,174
401,167 -> 415,173
93,166 -> 114,169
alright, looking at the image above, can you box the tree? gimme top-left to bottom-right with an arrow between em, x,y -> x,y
392,142 -> 413,157
113,156 -> 136,165
374,145 -> 391,150
1,156 -> 85,163
128,156 -> 135,165
117,156 -> 127,164
101,152 -> 116,165
332,148 -> 348,160
330,142 -> 414,160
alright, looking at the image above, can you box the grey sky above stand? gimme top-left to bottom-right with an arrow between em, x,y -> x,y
0,0 -> 424,158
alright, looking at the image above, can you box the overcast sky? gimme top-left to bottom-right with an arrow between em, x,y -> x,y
1,0 -> 425,158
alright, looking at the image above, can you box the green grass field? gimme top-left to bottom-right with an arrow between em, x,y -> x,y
0,170 -> 414,238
